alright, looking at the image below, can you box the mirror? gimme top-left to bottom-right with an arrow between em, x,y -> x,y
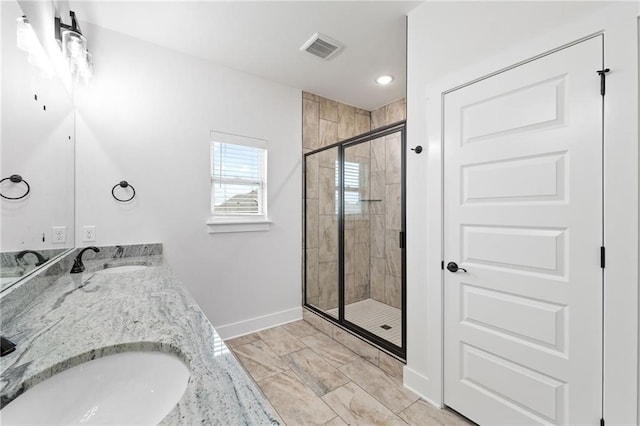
0,0 -> 75,292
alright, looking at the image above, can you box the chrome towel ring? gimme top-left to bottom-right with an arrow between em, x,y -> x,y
0,175 -> 30,200
111,180 -> 136,202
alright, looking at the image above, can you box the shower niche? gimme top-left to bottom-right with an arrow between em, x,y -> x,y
304,122 -> 406,359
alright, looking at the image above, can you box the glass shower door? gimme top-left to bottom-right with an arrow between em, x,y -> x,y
303,122 -> 406,359
343,130 -> 403,348
304,146 -> 339,318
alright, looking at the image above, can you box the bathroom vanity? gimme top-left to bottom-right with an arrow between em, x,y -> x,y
0,244 -> 279,424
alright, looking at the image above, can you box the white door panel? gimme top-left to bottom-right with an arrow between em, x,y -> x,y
462,152 -> 566,203
444,36 -> 602,425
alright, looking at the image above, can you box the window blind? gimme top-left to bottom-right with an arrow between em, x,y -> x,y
335,161 -> 361,215
211,141 -> 266,215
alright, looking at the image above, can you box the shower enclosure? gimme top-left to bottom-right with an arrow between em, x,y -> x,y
304,122 -> 406,359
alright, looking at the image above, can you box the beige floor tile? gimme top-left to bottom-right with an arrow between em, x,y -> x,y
258,326 -> 307,356
324,416 -> 348,425
303,310 -> 335,336
301,332 -> 359,368
225,332 -> 260,348
283,348 -> 350,396
379,351 -> 404,380
259,370 -> 337,426
399,400 -> 473,426
232,340 -> 289,382
283,320 -> 320,338
339,358 -> 419,414
332,328 -> 379,365
322,382 -> 408,426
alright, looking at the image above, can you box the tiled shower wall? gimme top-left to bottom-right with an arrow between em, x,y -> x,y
302,92 -> 371,154
369,100 -> 406,309
304,92 -> 371,311
303,92 -> 406,312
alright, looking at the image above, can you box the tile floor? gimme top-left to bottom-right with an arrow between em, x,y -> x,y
226,320 -> 472,426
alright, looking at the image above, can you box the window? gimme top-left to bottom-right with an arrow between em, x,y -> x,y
207,131 -> 269,233
335,161 -> 362,215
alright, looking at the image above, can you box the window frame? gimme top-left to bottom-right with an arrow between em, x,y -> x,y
207,131 -> 271,233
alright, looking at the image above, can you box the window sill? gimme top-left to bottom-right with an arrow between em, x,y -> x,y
206,217 -> 272,234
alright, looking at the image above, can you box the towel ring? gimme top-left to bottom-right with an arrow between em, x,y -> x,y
111,180 -> 136,202
0,175 -> 30,200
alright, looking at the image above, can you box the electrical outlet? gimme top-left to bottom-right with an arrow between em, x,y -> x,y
52,226 -> 67,243
83,225 -> 96,242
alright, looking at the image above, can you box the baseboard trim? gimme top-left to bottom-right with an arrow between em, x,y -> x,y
215,307 -> 302,340
403,365 -> 442,408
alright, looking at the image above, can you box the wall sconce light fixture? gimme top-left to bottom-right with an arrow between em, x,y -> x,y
16,15 -> 53,77
55,11 -> 92,83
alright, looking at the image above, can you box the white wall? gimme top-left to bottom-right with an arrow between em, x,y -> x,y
74,23 -> 302,337
406,2 -> 639,423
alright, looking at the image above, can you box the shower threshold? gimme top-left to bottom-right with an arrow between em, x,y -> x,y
326,298 -> 401,347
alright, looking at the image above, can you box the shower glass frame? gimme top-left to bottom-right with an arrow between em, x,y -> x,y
303,121 -> 406,359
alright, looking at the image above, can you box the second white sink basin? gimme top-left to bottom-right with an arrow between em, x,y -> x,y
1,351 -> 190,425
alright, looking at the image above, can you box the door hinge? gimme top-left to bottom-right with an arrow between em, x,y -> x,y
441,260 -> 444,270
600,246 -> 605,269
597,68 -> 610,96
600,418 -> 605,426
399,231 -> 405,249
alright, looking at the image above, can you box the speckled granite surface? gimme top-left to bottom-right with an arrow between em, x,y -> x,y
0,244 -> 279,425
0,248 -> 72,292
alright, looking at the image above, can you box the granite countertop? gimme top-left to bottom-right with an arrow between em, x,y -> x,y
0,245 -> 279,425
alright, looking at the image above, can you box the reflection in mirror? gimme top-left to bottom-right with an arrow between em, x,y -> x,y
0,1 -> 75,292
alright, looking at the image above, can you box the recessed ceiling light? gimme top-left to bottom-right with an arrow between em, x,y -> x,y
376,75 -> 393,85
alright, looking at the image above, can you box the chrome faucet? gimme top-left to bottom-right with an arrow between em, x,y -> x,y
70,247 -> 100,274
15,250 -> 48,267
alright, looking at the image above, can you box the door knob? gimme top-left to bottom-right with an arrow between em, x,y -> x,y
446,262 -> 467,273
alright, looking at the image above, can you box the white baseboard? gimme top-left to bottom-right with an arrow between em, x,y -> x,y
403,365 -> 442,408
215,307 -> 302,340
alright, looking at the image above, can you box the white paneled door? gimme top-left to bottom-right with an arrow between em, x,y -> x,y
443,36 -> 603,425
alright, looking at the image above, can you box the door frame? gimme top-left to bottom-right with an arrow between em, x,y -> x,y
403,6 -> 639,425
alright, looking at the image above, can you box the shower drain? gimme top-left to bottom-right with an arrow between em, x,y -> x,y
380,324 -> 392,330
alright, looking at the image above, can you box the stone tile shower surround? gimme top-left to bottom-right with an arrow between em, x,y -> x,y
303,92 -> 406,313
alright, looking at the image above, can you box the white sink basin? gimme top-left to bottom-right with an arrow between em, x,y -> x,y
1,351 -> 190,425
94,264 -> 150,274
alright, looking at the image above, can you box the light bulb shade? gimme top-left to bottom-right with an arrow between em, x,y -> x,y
54,11 -> 92,84
77,50 -> 93,84
62,30 -> 86,60
16,16 -> 34,52
16,16 -> 53,77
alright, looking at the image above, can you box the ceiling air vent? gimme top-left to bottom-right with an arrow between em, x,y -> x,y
300,32 -> 344,60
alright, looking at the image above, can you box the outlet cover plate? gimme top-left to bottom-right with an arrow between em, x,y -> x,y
52,226 -> 67,243
83,225 -> 96,242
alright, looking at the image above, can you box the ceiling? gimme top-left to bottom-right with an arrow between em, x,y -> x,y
69,1 -> 422,111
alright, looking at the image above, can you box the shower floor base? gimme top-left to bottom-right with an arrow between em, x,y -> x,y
326,298 -> 401,347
